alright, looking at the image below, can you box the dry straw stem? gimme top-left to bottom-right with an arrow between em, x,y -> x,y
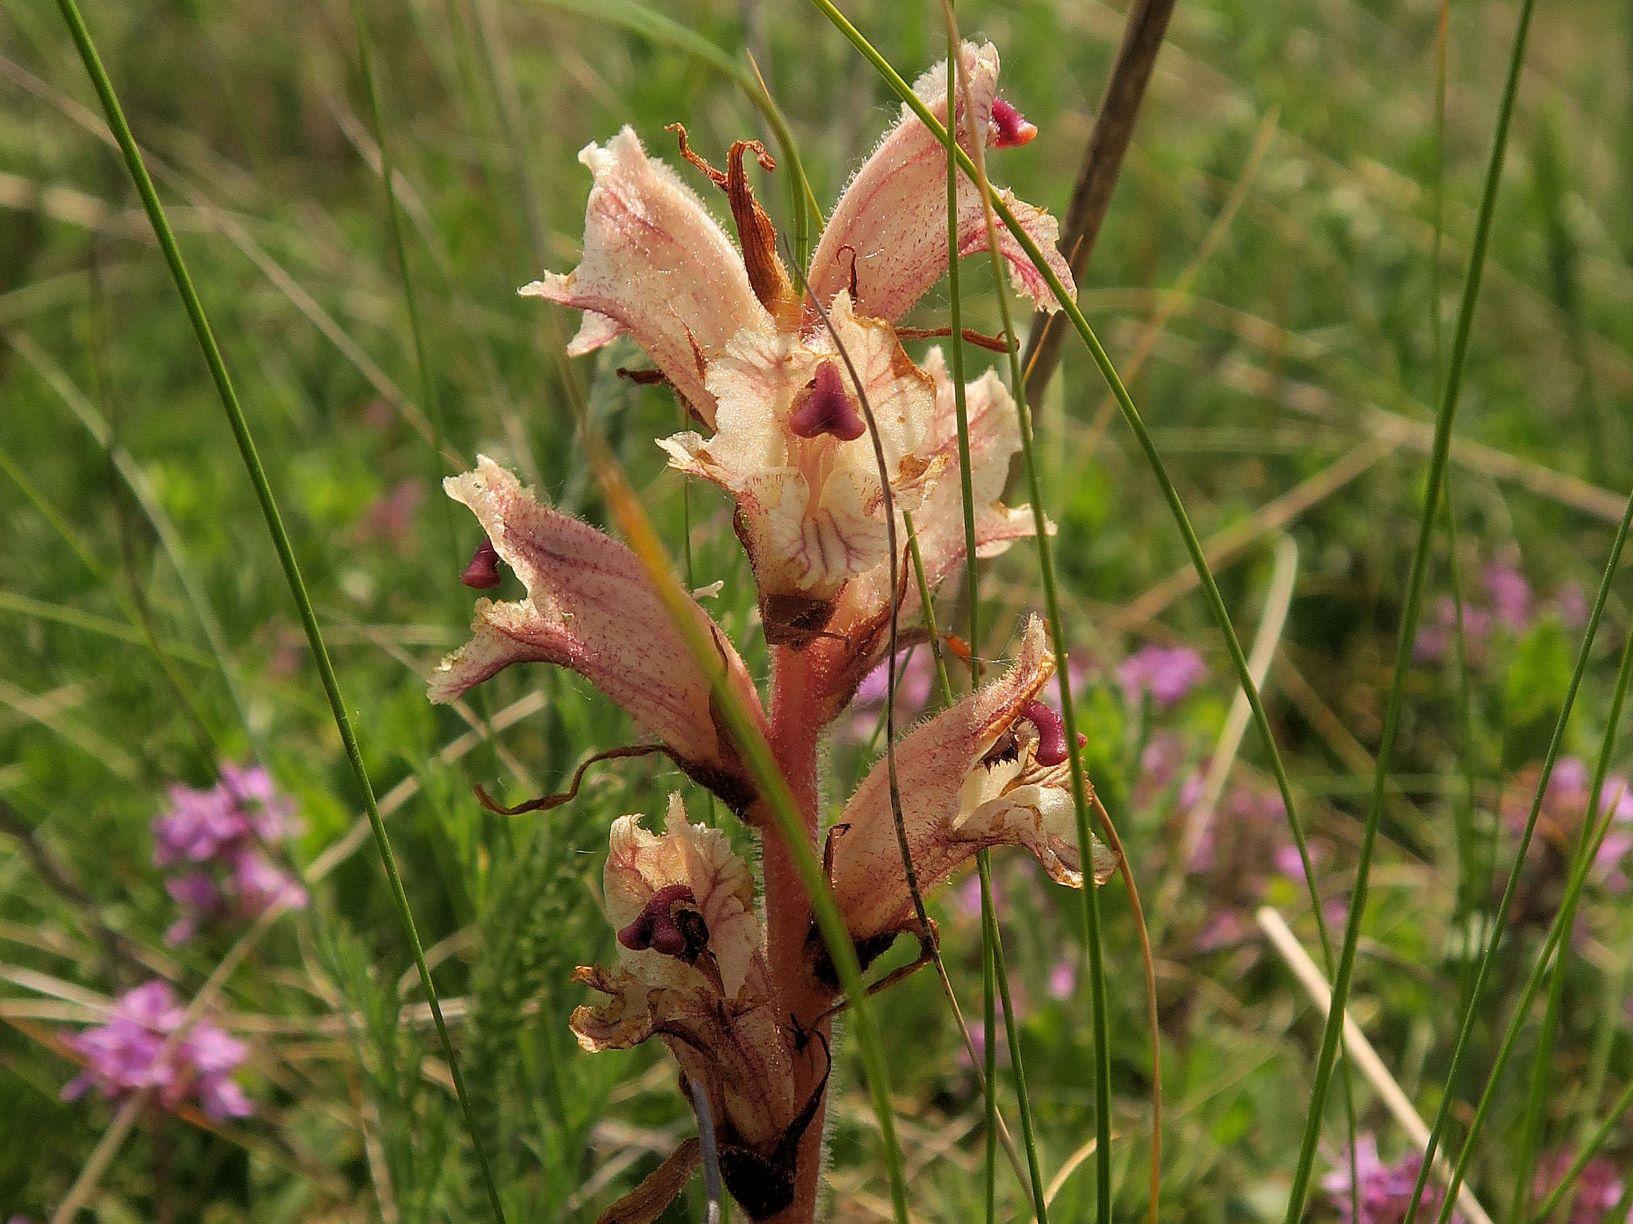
1256,907 -> 1497,1224
1021,0 -> 1178,402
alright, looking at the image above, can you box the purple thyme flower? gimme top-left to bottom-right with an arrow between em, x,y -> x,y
1502,758 -> 1633,892
61,981 -> 253,1122
1483,560 -> 1534,631
845,649 -> 937,743
1322,1133 -> 1464,1224
153,765 -> 306,942
1531,1148 -> 1625,1223
1118,644 -> 1207,710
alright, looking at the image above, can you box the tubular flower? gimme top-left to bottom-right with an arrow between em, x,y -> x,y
660,291 -> 945,638
526,40 -> 1071,645
429,456 -> 767,813
821,617 -> 1116,963
573,797 -> 822,1220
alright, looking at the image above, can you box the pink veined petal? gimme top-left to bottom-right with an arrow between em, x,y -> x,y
429,457 -> 767,811
806,41 -> 1075,323
520,127 -> 769,427
825,617 -> 1112,947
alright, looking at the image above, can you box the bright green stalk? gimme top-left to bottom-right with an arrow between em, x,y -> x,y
1506,626 -> 1633,1224
905,508 -> 1036,1212
51,5 -> 508,1219
938,17 -> 1007,1220
1374,0 -> 1540,1212
1403,511 -> 1632,1221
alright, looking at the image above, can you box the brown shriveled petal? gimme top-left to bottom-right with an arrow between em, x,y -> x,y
520,127 -> 770,427
428,457 -> 766,813
824,616 -> 1115,947
668,125 -> 796,324
570,964 -> 797,1159
805,41 -> 1075,323
593,1139 -> 701,1224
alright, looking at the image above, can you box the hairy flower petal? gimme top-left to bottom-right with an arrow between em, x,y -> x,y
661,294 -> 941,635
521,128 -> 770,426
604,795 -> 762,998
429,457 -> 765,811
806,41 -> 1074,323
826,617 -> 1114,945
812,349 -> 1044,720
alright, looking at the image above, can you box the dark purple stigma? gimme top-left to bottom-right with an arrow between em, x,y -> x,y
617,883 -> 702,960
991,98 -> 1038,148
1019,699 -> 1070,766
789,361 -> 866,442
461,537 -> 502,589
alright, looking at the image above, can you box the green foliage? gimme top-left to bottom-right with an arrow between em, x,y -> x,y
4,0 -> 1633,1219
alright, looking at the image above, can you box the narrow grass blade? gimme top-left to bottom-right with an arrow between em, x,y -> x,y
935,5 -> 1108,1214
1418,492 -> 1633,1222
1301,1 -> 1538,1215
50,5 -> 509,1219
1507,625 -> 1633,1223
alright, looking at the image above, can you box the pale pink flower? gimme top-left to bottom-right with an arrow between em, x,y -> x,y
824,617 -> 1114,957
527,41 -> 1069,645
572,796 -> 813,1217
430,457 -> 768,813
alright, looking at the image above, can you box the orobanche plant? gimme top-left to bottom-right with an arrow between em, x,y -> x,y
431,41 -> 1112,1223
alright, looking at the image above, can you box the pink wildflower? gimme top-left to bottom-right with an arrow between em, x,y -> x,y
1117,643 -> 1207,709
61,981 -> 253,1122
153,765 -> 306,942
1322,1134 -> 1464,1224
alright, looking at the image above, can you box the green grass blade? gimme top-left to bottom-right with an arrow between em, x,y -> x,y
933,5 -> 1107,1213
1533,1072 -> 1633,1221
50,5 -> 509,1219
1419,492 -> 1633,1222
1506,624 -> 1633,1223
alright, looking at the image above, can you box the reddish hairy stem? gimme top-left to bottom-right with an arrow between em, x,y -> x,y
760,644 -> 833,1224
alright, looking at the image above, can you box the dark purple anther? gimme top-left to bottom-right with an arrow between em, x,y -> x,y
788,361 -> 866,442
990,98 -> 1038,149
617,883 -> 701,959
1019,699 -> 1070,766
461,537 -> 502,589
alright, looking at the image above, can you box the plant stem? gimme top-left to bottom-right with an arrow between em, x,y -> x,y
761,644 -> 829,1224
